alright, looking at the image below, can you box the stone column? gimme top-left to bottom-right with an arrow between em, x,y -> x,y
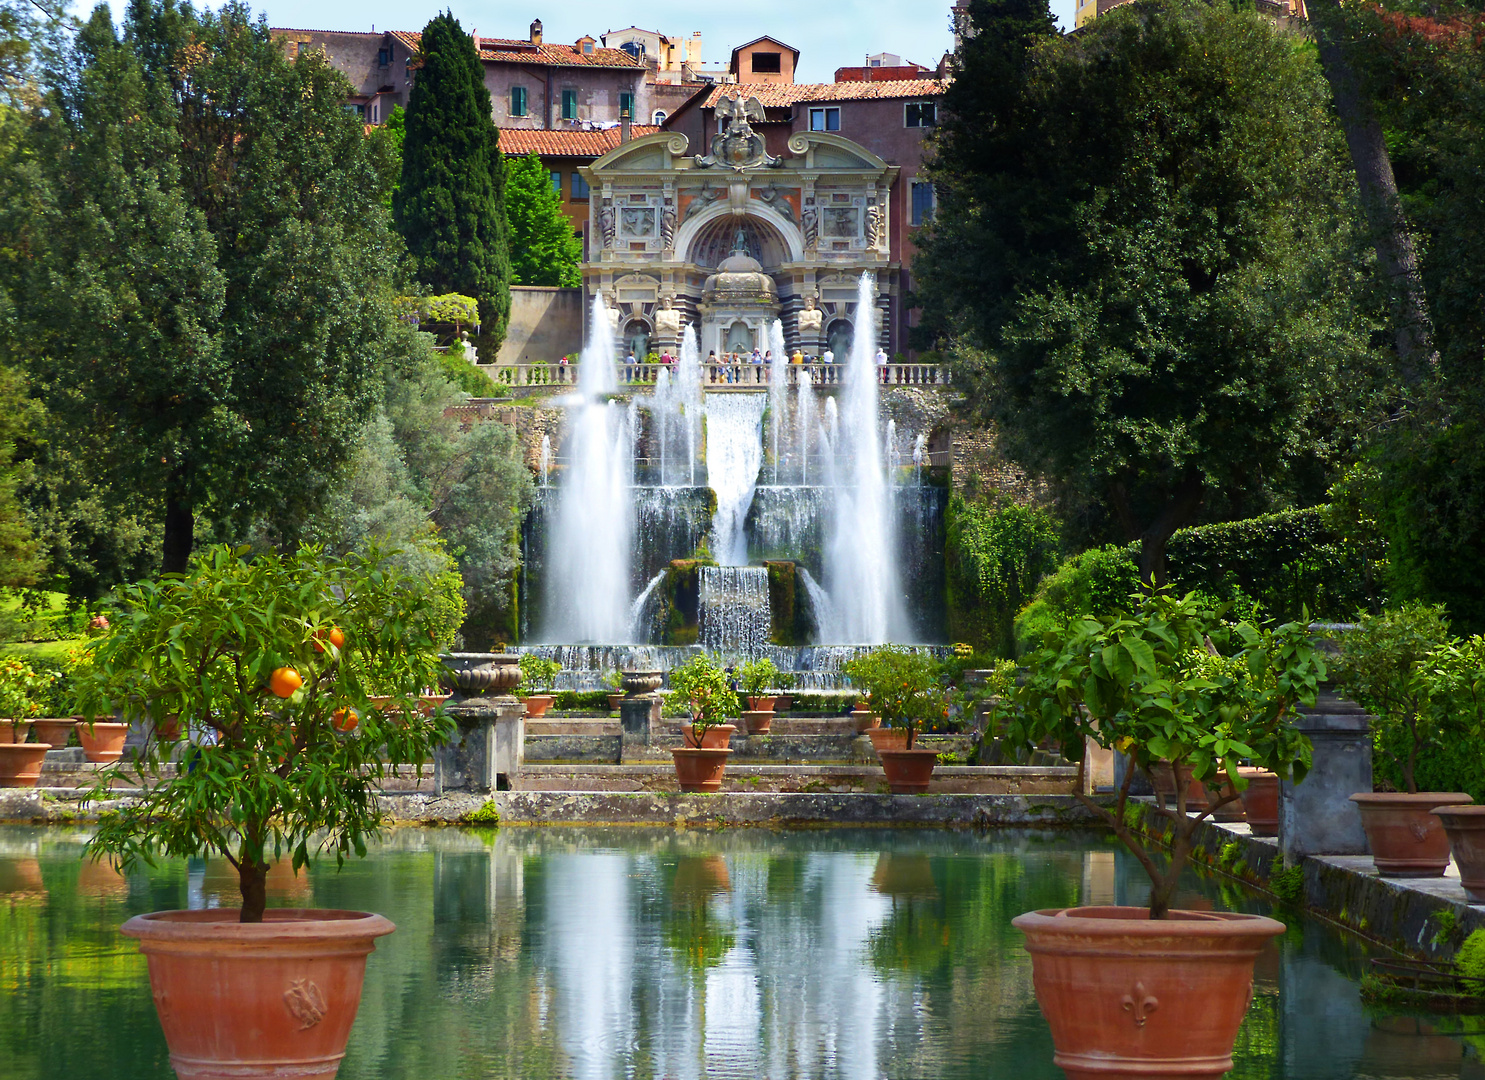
1279,685 -> 1373,861
434,653 -> 524,793
618,670 -> 664,763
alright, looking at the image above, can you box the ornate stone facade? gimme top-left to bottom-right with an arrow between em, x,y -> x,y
578,115 -> 900,359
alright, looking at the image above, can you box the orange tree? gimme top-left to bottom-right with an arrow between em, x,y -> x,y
992,592 -> 1324,917
843,647 -> 947,747
77,544 -> 459,922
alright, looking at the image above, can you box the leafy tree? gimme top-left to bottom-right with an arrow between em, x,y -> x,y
0,365 -> 38,589
945,493 -> 1059,656
1,0 -> 403,574
374,103 -> 406,208
504,152 -> 581,288
917,0 -> 1381,586
393,13 -> 511,352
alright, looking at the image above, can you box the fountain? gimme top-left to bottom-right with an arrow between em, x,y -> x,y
705,393 -> 767,566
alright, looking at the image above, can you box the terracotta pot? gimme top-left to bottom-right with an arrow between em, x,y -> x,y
870,853 -> 938,897
1149,760 -> 1202,809
878,747 -> 939,794
608,694 -> 624,711
523,694 -> 555,719
853,708 -> 882,733
773,694 -> 792,712
1434,805 -> 1485,901
746,696 -> 776,712
1203,779 -> 1247,823
417,694 -> 450,717
0,720 -> 31,745
683,723 -> 735,749
1238,768 -> 1279,837
0,857 -> 45,896
742,709 -> 773,735
1013,906 -> 1285,1080
121,908 -> 394,1080
672,855 -> 731,898
31,718 -> 75,748
867,728 -> 908,753
1351,791 -> 1472,877
671,747 -> 732,792
0,743 -> 50,787
77,721 -> 128,763
154,714 -> 182,741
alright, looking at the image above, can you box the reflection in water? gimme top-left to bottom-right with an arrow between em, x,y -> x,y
0,825 -> 1482,1079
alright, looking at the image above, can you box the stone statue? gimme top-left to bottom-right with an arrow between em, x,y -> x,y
694,95 -> 780,171
758,184 -> 795,223
603,291 -> 621,333
801,203 -> 818,252
459,330 -> 479,364
655,296 -> 681,334
683,182 -> 722,222
865,203 -> 885,248
660,201 -> 677,250
797,295 -> 823,334
598,200 -> 616,248
731,226 -> 750,258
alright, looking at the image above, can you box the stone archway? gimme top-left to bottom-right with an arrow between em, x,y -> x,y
623,319 -> 651,360
827,318 -> 854,359
678,204 -> 803,267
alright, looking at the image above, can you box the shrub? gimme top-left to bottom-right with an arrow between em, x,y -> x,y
1456,929 -> 1485,984
78,544 -> 455,922
945,494 -> 1060,656
736,657 -> 780,699
518,654 -> 561,694
842,647 -> 947,745
0,656 -> 52,720
667,653 -> 738,735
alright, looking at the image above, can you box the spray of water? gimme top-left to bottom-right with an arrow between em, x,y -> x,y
677,327 -> 703,486
539,434 -> 551,487
768,319 -> 788,483
541,295 -> 635,642
706,393 -> 767,565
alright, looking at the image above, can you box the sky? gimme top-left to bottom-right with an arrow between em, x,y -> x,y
249,0 -> 1076,83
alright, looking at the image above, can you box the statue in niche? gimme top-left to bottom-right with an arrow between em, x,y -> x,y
655,296 -> 681,335
683,182 -> 721,222
660,201 -> 677,250
801,203 -> 818,252
797,295 -> 823,335
865,203 -> 886,248
730,226 -> 751,259
598,201 -> 617,248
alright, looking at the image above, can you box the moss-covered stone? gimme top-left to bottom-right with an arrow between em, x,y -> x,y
766,560 -> 798,645
662,558 -> 713,645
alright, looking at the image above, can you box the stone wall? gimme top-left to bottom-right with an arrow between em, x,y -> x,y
492,286 -> 585,366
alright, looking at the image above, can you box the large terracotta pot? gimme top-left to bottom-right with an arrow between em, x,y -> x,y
607,694 -> 624,712
121,908 -> 394,1080
0,720 -> 31,745
878,747 -> 939,794
683,723 -> 735,749
1351,791 -> 1472,876
1433,804 -> 1485,900
1149,760 -> 1200,808
746,695 -> 776,712
523,694 -> 555,719
742,709 -> 773,735
0,743 -> 50,787
1203,778 -> 1247,823
1013,906 -> 1285,1080
773,694 -> 792,713
1238,768 -> 1279,837
77,721 -> 129,763
852,706 -> 881,733
867,728 -> 908,753
671,747 -> 732,792
31,718 -> 75,748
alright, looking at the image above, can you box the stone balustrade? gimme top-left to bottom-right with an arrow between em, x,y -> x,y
480,361 -> 950,390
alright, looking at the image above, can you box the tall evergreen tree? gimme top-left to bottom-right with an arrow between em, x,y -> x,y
505,152 -> 581,287
0,0 -> 403,573
393,14 -> 512,351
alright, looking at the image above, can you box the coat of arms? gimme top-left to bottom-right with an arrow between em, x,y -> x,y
695,96 -> 781,172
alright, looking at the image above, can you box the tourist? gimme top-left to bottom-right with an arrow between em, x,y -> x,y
626,349 -> 637,365
751,347 -> 763,365
660,350 -> 673,366
792,349 -> 804,365
822,348 -> 834,365
876,346 -> 889,384
764,350 -> 773,365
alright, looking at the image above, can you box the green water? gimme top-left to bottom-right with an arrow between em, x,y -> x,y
1,824 -> 1480,1079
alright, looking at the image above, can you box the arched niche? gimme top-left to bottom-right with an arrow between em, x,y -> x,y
827,318 -> 854,359
678,204 -> 803,267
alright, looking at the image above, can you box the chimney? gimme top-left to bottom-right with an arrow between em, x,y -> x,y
620,101 -> 632,143
530,19 -> 542,45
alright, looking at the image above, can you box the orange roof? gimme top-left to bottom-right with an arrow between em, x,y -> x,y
703,80 -> 947,109
382,31 -> 641,69
498,126 -> 662,157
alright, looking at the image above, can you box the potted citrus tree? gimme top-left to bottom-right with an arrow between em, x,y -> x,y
518,653 -> 561,718
843,647 -> 946,793
993,591 -> 1323,1079
76,543 -> 458,1079
0,657 -> 51,787
668,653 -> 737,791
1334,604 -> 1477,876
737,657 -> 780,733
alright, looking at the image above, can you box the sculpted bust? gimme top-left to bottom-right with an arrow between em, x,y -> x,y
797,294 -> 823,334
655,296 -> 681,333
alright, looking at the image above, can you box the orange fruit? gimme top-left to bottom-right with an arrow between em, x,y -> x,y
313,627 -> 347,654
270,667 -> 302,698
331,708 -> 358,733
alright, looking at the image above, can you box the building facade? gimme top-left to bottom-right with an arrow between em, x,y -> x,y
272,28 -> 420,124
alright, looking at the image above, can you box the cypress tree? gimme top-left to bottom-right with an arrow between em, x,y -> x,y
394,13 -> 512,351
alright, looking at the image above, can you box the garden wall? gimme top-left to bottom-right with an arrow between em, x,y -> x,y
492,286 -> 583,366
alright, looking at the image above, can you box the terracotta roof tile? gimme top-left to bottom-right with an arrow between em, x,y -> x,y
381,31 -> 642,70
704,80 -> 947,109
498,126 -> 661,157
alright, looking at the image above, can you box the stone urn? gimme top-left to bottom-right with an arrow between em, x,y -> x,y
621,670 -> 664,697
440,653 -> 522,701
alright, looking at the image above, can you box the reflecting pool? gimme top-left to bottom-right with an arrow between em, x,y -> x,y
1,825 -> 1481,1079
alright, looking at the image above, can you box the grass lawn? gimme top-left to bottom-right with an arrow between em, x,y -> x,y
0,638 -> 80,666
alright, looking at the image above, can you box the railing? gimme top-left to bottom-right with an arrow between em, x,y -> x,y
481,361 -> 951,390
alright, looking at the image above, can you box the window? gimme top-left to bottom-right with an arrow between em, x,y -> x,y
620,41 -> 644,60
619,91 -> 634,118
581,40 -> 594,54
571,172 -> 590,199
377,48 -> 390,67
905,101 -> 937,128
809,107 -> 840,132
343,102 -> 365,118
370,103 -> 379,124
550,171 -> 562,194
911,180 -> 936,226
561,89 -> 578,120
510,85 -> 528,117
751,51 -> 781,74
652,109 -> 668,125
